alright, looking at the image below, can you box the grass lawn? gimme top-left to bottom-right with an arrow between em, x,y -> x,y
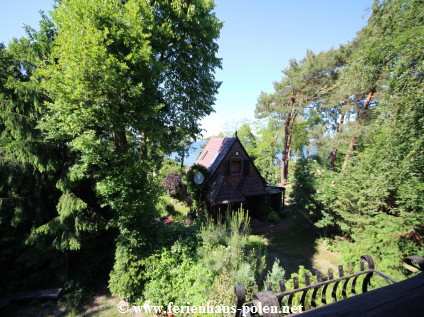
252,205 -> 343,278
159,195 -> 190,220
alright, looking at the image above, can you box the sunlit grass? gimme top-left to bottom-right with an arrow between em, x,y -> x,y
254,205 -> 343,277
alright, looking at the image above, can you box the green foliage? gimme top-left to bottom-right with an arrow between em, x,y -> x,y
158,158 -> 181,182
331,221 -> 422,281
290,158 -> 322,222
157,195 -> 190,221
59,284 -> 93,315
255,46 -> 348,184
1,0 -> 222,298
109,234 -> 148,302
235,263 -> 258,294
110,222 -> 200,303
264,259 -> 285,291
2,0 -> 423,308
141,242 -> 212,307
34,0 -> 222,240
184,163 -> 210,209
200,211 -> 267,298
293,153 -> 423,279
288,0 -> 424,281
237,123 -> 257,154
266,210 -> 280,223
0,15 -> 70,294
281,266 -> 315,309
110,210 -> 267,317
28,0 -> 222,299
250,126 -> 281,185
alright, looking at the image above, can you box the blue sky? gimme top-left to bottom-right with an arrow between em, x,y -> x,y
1,0 -> 373,137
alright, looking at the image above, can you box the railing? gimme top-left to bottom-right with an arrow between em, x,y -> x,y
234,255 -> 424,317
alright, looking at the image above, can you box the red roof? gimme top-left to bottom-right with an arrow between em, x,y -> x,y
196,137 -> 268,206
196,137 -> 225,167
195,137 -> 236,174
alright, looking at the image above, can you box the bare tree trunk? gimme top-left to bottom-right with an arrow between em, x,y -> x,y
342,91 -> 374,171
329,148 -> 338,171
280,98 -> 296,186
180,148 -> 185,170
114,127 -> 128,153
329,110 -> 345,171
139,131 -> 147,156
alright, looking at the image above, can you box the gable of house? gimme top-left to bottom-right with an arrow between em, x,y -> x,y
195,137 -> 267,206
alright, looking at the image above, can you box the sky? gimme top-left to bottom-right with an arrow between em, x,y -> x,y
1,0 -> 373,137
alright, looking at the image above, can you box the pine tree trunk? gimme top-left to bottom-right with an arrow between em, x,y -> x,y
342,91 -> 374,171
342,135 -> 357,169
329,147 -> 338,171
280,98 -> 296,186
281,116 -> 291,186
281,156 -> 289,186
329,110 -> 345,171
180,149 -> 185,169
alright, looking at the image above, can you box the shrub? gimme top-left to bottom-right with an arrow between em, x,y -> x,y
263,259 -> 285,291
109,222 -> 200,303
162,172 -> 184,197
118,209 -> 269,316
158,158 -> 181,180
266,211 -> 280,223
183,163 -> 210,209
140,242 -> 211,307
199,210 -> 267,299
281,266 -> 315,308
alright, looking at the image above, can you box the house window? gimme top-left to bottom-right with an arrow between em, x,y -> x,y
230,158 -> 242,175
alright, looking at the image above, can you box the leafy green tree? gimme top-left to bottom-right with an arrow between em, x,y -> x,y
292,0 -> 424,279
251,124 -> 281,184
35,0 -> 222,297
256,49 -> 345,185
0,14 -> 69,293
255,61 -> 300,186
306,47 -> 352,171
237,123 -> 257,155
174,135 -> 195,169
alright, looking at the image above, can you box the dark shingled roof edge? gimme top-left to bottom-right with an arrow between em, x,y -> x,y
207,137 -> 237,175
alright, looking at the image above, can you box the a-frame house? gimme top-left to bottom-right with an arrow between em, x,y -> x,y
195,137 -> 283,218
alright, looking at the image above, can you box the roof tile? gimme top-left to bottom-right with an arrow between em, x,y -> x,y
196,137 -> 236,174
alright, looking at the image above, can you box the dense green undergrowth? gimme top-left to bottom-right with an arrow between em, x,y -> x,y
109,210 -> 287,316
291,157 -> 423,281
287,0 -> 424,282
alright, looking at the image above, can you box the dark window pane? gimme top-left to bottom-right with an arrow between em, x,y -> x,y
231,160 -> 242,174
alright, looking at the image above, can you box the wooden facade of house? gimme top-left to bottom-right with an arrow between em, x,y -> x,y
195,137 -> 283,218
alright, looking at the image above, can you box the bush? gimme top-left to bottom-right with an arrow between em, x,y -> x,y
255,200 -> 279,223
199,210 -> 267,300
109,221 -> 200,303
282,266 -> 316,308
158,158 -> 181,180
291,154 -> 424,280
140,242 -> 211,307
162,172 -> 184,198
263,259 -> 285,291
266,211 -> 280,223
111,209 -> 270,316
183,163 -> 210,209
